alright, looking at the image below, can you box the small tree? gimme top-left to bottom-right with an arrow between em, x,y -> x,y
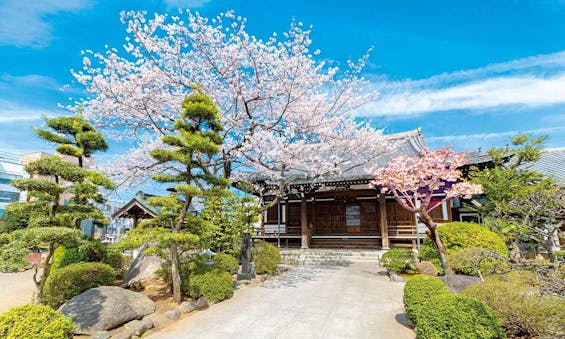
120,91 -> 229,304
0,115 -> 113,303
470,134 -> 561,261
371,147 -> 482,273
200,194 -> 261,257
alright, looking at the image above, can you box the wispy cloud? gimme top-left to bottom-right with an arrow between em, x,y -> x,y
0,0 -> 92,48
428,126 -> 565,143
0,100 -> 46,123
163,0 -> 212,9
359,51 -> 565,117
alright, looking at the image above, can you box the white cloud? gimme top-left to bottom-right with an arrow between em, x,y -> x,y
0,99 -> 59,124
0,0 -> 92,48
359,51 -> 565,117
428,126 -> 565,143
163,0 -> 212,9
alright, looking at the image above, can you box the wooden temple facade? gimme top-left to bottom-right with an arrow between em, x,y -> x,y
249,129 -> 475,249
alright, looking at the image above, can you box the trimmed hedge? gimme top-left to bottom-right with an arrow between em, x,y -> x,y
189,270 -> 234,302
252,241 -> 281,274
51,241 -> 124,274
403,275 -> 449,323
463,271 -> 565,337
43,262 -> 116,308
381,248 -> 417,274
419,222 -> 508,276
417,294 -> 505,339
0,304 -> 74,339
213,253 -> 239,275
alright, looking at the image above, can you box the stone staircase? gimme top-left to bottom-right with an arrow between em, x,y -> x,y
280,248 -> 384,266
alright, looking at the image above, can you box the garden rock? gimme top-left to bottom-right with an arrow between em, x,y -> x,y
123,253 -> 167,297
111,332 -> 132,339
417,261 -> 438,276
164,309 -> 181,320
439,274 -> 482,293
124,319 -> 153,336
179,301 -> 196,314
93,331 -> 111,339
389,273 -> 404,282
58,286 -> 156,335
195,296 -> 209,309
142,314 -> 162,328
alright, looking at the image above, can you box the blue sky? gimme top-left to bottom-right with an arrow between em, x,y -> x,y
1,0 -> 564,158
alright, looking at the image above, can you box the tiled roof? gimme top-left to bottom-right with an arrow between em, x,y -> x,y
529,148 -> 565,185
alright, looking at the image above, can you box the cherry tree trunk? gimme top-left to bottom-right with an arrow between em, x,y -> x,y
420,212 -> 450,274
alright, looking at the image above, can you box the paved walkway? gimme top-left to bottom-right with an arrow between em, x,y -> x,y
150,264 -> 415,339
0,270 -> 36,313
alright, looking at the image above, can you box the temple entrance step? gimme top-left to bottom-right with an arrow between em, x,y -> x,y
309,238 -> 381,249
280,249 -> 384,266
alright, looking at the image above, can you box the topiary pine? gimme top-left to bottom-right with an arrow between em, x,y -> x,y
119,90 -> 230,304
0,115 -> 113,303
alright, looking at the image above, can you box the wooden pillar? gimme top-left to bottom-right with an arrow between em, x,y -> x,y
301,193 -> 309,249
379,194 -> 389,249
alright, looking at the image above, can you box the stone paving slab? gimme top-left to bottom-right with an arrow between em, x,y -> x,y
0,270 -> 36,313
149,264 -> 415,339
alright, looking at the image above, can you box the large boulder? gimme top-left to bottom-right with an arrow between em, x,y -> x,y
59,286 -> 156,335
438,274 -> 482,293
123,253 -> 168,297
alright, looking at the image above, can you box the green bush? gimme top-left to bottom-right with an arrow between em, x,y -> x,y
189,270 -> 234,302
417,245 -> 444,275
419,222 -> 508,276
381,248 -> 417,274
43,262 -> 116,308
448,247 -> 509,277
51,241 -> 124,274
555,250 -> 565,262
403,275 -> 450,323
213,253 -> 239,274
463,271 -> 565,337
417,294 -> 504,339
0,304 -> 75,338
252,241 -> 281,274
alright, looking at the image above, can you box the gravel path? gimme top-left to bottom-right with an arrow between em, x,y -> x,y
149,263 -> 415,339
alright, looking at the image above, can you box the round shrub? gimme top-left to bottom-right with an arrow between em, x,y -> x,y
51,246 -> 84,273
51,241 -> 124,275
0,304 -> 74,338
417,294 -> 505,339
448,247 -> 509,277
381,248 -> 417,274
252,241 -> 281,274
403,275 -> 450,323
213,253 -> 239,274
463,271 -> 565,337
43,262 -> 116,308
420,222 -> 508,275
103,245 -> 125,273
189,270 -> 234,302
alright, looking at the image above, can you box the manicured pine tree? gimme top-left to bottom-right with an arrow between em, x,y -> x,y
0,115 -> 114,303
121,90 -> 229,304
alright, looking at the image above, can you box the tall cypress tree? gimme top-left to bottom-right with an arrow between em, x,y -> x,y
120,91 -> 229,304
0,115 -> 114,303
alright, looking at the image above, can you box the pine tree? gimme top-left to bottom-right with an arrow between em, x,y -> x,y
0,115 -> 114,303
120,91 -> 229,304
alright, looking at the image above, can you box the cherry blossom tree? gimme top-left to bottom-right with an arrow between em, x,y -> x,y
371,147 -> 483,272
71,10 -> 386,188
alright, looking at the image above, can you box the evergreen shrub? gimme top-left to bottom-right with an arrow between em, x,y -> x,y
403,275 -> 449,323
43,262 -> 116,308
0,304 -> 74,339
252,241 -> 281,274
213,253 -> 239,274
463,271 -> 565,337
189,270 -> 234,302
381,248 -> 417,274
417,294 -> 504,339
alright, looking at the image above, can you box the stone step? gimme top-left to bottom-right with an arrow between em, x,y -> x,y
279,249 -> 384,266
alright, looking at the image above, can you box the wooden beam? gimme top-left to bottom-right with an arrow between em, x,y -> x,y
301,194 -> 309,249
379,194 -> 389,249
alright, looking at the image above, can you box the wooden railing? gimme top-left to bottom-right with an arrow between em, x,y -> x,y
388,225 -> 418,238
